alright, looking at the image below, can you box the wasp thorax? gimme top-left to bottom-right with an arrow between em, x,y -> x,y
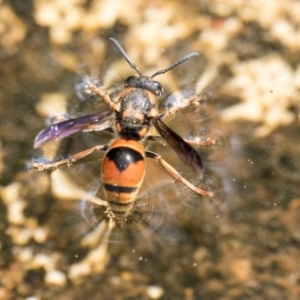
124,76 -> 163,97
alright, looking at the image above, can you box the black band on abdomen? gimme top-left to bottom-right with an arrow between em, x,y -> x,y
104,183 -> 138,194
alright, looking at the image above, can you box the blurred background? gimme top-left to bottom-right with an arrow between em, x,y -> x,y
0,0 -> 300,299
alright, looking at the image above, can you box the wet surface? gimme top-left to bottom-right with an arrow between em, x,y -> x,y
1,1 -> 300,299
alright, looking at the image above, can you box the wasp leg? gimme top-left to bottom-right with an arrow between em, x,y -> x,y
147,95 -> 216,146
146,134 -> 215,147
183,138 -> 216,146
31,145 -> 108,171
158,95 -> 201,123
87,82 -> 116,110
146,151 -> 213,197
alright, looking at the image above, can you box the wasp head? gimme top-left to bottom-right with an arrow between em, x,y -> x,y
124,76 -> 163,97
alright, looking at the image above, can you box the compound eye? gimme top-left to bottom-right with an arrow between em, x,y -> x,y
124,76 -> 137,88
153,81 -> 163,96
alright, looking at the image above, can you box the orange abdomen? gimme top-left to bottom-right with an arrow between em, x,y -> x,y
102,139 -> 145,205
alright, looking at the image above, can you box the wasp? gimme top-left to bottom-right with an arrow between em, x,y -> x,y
32,38 -> 214,221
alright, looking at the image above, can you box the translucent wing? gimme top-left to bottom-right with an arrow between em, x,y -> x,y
152,118 -> 204,178
34,111 -> 113,148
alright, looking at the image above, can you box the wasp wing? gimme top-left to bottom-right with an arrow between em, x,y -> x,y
34,110 -> 113,149
152,118 -> 204,179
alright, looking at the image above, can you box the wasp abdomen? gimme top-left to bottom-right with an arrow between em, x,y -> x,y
102,139 -> 145,217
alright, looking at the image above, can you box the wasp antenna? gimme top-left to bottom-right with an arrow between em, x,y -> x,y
151,52 -> 199,78
109,38 -> 142,76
